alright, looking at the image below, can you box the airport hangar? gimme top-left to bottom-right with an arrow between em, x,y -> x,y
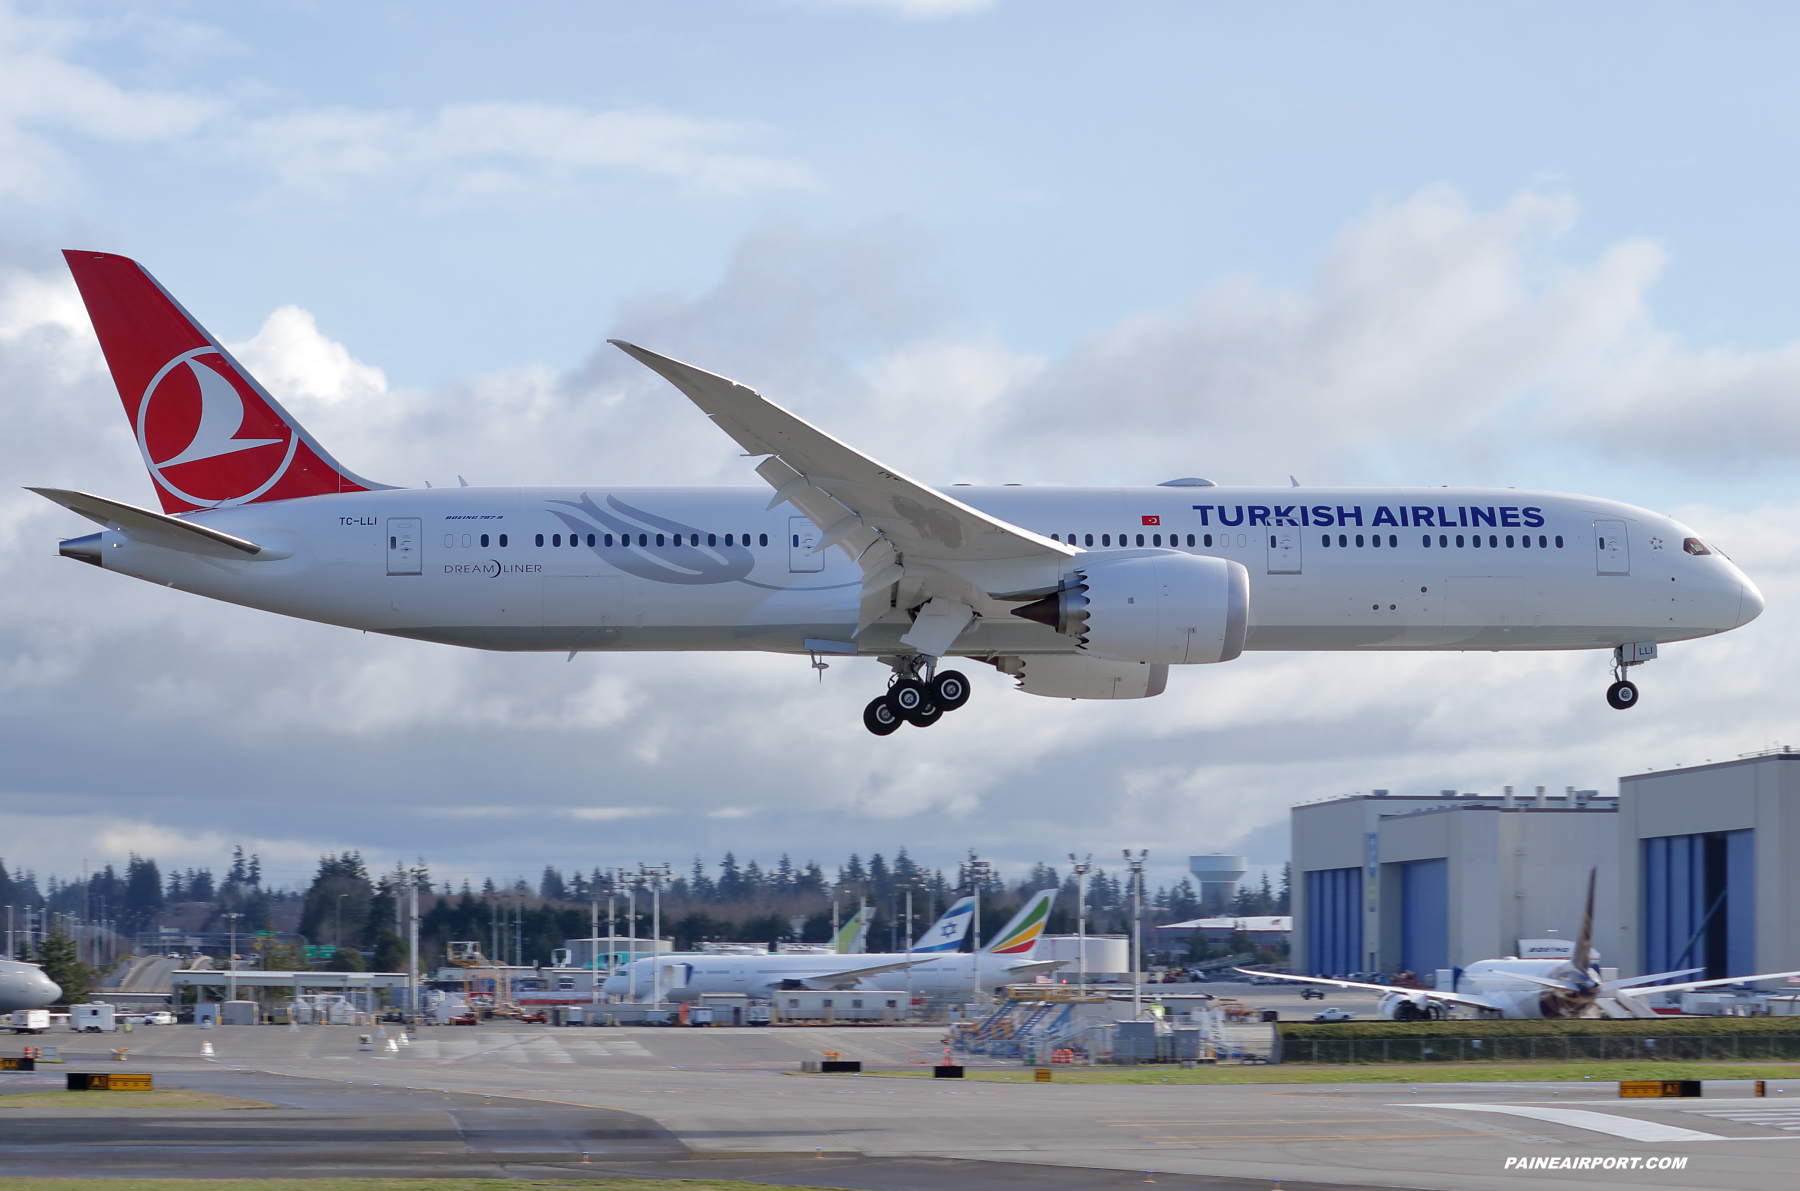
1292,747 -> 1800,982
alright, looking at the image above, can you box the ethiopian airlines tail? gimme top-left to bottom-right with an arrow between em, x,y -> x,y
982,889 -> 1055,957
62,251 -> 390,513
911,895 -> 975,953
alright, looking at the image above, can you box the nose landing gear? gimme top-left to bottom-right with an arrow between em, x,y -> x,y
1606,642 -> 1655,711
863,657 -> 972,735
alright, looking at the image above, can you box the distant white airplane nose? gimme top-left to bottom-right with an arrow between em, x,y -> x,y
1738,580 -> 1766,627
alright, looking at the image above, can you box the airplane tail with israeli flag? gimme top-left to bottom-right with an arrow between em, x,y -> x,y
910,895 -> 975,953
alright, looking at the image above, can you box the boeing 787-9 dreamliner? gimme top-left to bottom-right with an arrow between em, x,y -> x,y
34,252 -> 1764,733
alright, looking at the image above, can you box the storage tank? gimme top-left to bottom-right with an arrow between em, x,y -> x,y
1189,855 -> 1248,906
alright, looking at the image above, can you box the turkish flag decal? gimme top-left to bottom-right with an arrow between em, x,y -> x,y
1141,515 -> 1161,526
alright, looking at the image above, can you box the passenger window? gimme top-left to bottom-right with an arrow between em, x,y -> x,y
1456,535 -> 1465,548
553,533 -> 563,547
655,534 -> 665,547
604,534 -> 613,547
759,533 -> 768,547
1135,533 -> 1144,547
1555,535 -> 1564,548
1355,534 -> 1364,547
1539,535 -> 1548,548
1186,534 -> 1195,546
535,533 -> 544,547
1421,534 -> 1431,547
1085,534 -> 1094,547
639,533 -> 648,547
792,534 -> 799,547
1153,534 -> 1161,546
724,534 -> 733,547
1338,534 -> 1347,547
1389,535 -> 1397,547
1506,535 -> 1514,548
389,536 -> 396,549
1489,535 -> 1498,548
444,534 -> 453,548
461,534 -> 471,548
499,534 -> 508,547
1102,534 -> 1111,546
708,533 -> 717,547
1051,533 -> 1060,542
1371,534 -> 1380,548
1521,535 -> 1530,549
480,534 -> 489,548
1203,534 -> 1212,547
584,534 -> 592,547
1472,534 -> 1481,548
1321,534 -> 1331,547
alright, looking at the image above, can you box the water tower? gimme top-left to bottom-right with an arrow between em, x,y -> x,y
1189,854 -> 1248,910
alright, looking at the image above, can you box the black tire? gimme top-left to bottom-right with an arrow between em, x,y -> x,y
890,678 -> 927,714
903,698 -> 943,727
863,697 -> 902,736
1606,679 -> 1639,710
932,670 -> 971,711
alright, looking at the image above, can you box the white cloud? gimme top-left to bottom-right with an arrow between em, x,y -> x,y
567,807 -> 667,822
237,102 -> 815,201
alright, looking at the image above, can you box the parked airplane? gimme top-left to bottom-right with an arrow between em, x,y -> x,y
830,906 -> 872,954
0,960 -> 60,1013
1245,871 -> 1800,1020
603,890 -> 1057,1002
37,253 -> 1765,733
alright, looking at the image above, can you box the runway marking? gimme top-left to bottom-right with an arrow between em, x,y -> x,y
1416,1104 -> 1722,1142
1689,1108 -> 1800,1130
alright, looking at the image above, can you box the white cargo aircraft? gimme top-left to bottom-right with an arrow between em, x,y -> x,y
0,960 -> 60,1013
35,253 -> 1765,732
1246,871 -> 1800,1020
604,889 -> 1057,1002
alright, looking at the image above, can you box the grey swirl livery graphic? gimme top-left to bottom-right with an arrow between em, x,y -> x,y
546,493 -> 754,585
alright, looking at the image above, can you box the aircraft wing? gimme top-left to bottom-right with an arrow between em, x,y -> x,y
1613,969 -> 1800,996
1603,968 -> 1705,991
29,488 -> 268,559
799,959 -> 930,990
1231,968 -> 1502,1011
611,342 -> 1075,638
998,961 -> 1066,979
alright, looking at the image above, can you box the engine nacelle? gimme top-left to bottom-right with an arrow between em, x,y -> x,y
1011,552 -> 1248,665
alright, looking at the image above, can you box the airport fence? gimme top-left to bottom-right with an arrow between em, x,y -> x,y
1286,1034 -> 1800,1064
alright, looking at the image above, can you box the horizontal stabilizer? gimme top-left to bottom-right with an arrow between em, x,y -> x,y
28,488 -> 268,559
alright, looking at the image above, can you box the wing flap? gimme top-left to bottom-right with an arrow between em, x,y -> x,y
799,958 -> 928,990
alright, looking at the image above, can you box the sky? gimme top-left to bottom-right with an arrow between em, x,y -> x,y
5,0 -> 1800,897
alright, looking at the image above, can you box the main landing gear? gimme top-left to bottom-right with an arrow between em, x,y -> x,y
1606,642 -> 1655,711
863,659 -> 971,735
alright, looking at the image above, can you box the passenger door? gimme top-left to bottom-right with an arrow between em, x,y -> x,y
1594,520 -> 1629,575
1266,527 -> 1301,574
385,518 -> 421,575
788,516 -> 824,573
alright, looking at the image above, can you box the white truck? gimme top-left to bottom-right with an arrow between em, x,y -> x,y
8,1009 -> 50,1034
70,1003 -> 116,1032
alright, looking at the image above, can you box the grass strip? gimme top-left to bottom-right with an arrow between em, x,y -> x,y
0,1181 -> 827,1191
0,1090 -> 275,1110
859,1061 -> 1800,1085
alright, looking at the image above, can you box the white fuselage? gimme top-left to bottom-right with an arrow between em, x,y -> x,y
78,485 -> 1761,659
0,961 -> 61,1013
1380,958 -> 1601,1020
603,950 -> 1047,1002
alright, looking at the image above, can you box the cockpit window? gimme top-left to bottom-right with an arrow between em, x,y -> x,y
1683,537 -> 1711,556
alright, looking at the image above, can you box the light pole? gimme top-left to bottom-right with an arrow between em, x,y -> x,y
1124,850 -> 1147,1018
220,912 -> 243,1004
639,863 -> 671,1006
1068,853 -> 1092,991
960,852 -> 994,1005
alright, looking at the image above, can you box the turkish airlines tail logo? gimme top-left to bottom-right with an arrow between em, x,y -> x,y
64,251 -> 387,513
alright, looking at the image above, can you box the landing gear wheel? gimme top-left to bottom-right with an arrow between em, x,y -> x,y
889,678 -> 927,715
863,697 -> 902,736
931,670 -> 971,711
1606,679 -> 1639,711
904,698 -> 943,727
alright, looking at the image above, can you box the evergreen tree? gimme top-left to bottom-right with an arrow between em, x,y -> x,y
688,857 -> 715,902
33,927 -> 87,1007
539,866 -> 568,902
188,869 -> 216,902
298,853 -> 374,950
1277,863 -> 1292,915
122,854 -> 164,936
775,854 -> 796,894
717,853 -> 745,901
868,853 -> 891,900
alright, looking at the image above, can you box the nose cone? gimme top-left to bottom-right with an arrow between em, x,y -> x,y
38,973 -> 62,1003
1738,580 -> 1766,628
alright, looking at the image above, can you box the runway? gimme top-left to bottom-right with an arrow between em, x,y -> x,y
4,1022 -> 1797,1189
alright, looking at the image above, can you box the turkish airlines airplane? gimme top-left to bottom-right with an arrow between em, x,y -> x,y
36,253 -> 1765,733
1246,871 -> 1800,1020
